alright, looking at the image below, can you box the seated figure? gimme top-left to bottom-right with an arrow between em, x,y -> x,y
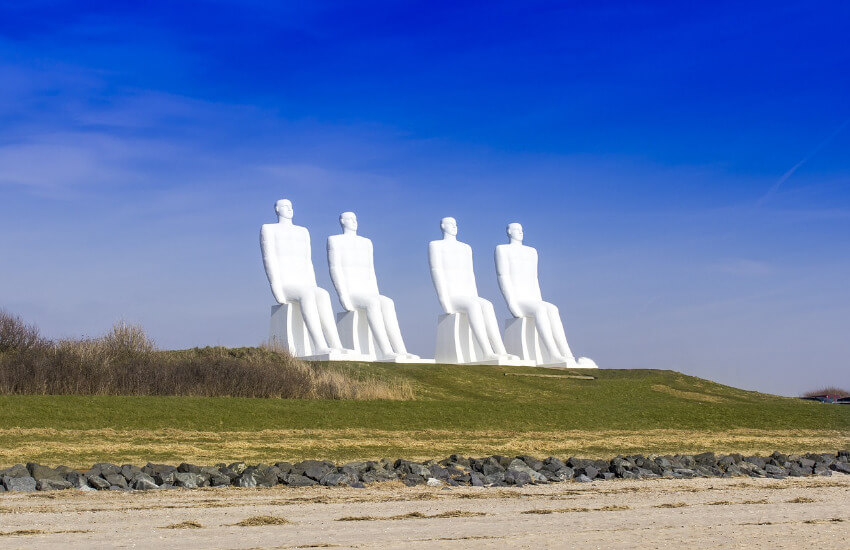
260,199 -> 350,358
495,222 -> 596,368
327,212 -> 419,361
429,217 -> 518,363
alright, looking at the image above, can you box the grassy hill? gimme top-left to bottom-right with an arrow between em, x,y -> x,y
1,354 -> 847,467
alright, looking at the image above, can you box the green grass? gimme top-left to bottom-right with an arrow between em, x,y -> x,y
1,356 -> 847,466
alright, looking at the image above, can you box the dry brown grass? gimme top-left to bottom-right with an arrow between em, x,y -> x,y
522,505 -> 630,514
655,502 -> 688,508
234,515 -> 293,526
161,520 -> 204,529
786,496 -> 817,503
337,510 -> 485,521
0,312 -> 411,400
2,427 -> 846,468
707,500 -> 734,505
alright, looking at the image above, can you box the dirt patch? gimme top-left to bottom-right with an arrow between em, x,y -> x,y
650,385 -> 727,403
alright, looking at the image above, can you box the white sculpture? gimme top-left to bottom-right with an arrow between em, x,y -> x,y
260,199 -> 353,360
327,211 -> 424,362
495,222 -> 597,368
428,217 -> 528,365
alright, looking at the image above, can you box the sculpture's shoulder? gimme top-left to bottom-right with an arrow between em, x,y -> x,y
356,235 -> 373,248
327,233 -> 343,246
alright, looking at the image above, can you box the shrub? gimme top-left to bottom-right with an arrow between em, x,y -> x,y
0,314 -> 412,400
802,387 -> 849,398
0,310 -> 46,353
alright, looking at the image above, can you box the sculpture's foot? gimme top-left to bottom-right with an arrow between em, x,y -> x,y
576,356 -> 599,369
376,352 -> 431,364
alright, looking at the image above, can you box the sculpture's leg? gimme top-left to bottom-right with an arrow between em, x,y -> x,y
360,295 -> 394,357
378,296 -> 409,355
477,297 -> 508,356
315,287 -> 345,350
455,298 -> 496,357
529,302 -> 564,361
291,289 -> 331,352
546,303 -> 575,360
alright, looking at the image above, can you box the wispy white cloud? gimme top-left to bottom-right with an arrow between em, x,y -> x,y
757,117 -> 850,207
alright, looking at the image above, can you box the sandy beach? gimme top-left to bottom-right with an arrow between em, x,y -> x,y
1,475 -> 847,549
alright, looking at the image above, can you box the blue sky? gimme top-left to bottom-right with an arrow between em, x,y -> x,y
1,1 -> 848,396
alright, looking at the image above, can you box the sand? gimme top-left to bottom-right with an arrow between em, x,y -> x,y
0,476 -> 847,548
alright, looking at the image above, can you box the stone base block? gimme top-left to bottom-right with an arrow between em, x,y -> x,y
336,310 -> 378,360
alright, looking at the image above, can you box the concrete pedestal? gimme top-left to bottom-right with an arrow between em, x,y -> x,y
270,304 -> 366,361
336,310 -> 377,360
435,313 -> 532,366
503,317 -> 598,368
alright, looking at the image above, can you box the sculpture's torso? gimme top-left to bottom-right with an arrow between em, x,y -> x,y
262,223 -> 317,287
430,239 -> 479,298
328,234 -> 380,296
497,243 -> 543,302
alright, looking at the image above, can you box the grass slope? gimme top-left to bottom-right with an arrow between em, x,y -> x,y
1,357 -> 848,466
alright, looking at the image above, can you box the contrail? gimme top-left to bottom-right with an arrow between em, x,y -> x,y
756,117 -> 850,207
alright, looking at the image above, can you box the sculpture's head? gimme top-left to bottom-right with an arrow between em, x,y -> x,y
275,199 -> 294,220
340,211 -> 358,232
507,222 -> 523,243
440,217 -> 458,237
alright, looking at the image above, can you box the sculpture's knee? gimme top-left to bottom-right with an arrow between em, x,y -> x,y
478,298 -> 495,314
379,296 -> 394,309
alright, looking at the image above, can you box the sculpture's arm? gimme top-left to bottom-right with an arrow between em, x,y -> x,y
260,227 -> 287,303
428,243 -> 454,313
327,239 -> 354,311
366,240 -> 380,291
304,230 -> 319,286
495,247 -> 521,317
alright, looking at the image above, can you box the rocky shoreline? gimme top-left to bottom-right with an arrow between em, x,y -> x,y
2,451 -> 848,492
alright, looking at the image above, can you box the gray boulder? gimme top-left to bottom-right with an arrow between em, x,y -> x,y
507,459 -> 547,482
86,475 -> 110,490
283,473 -> 317,487
133,477 -> 159,490
121,465 -> 143,482
295,460 -> 334,481
1,464 -> 30,478
37,479 -> 72,491
831,463 -> 850,474
28,463 -> 66,482
173,472 -> 204,489
320,471 -> 357,486
764,464 -> 787,476
88,463 -> 121,478
575,474 -> 593,483
3,475 -> 37,491
504,469 -> 533,486
105,474 -> 128,488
